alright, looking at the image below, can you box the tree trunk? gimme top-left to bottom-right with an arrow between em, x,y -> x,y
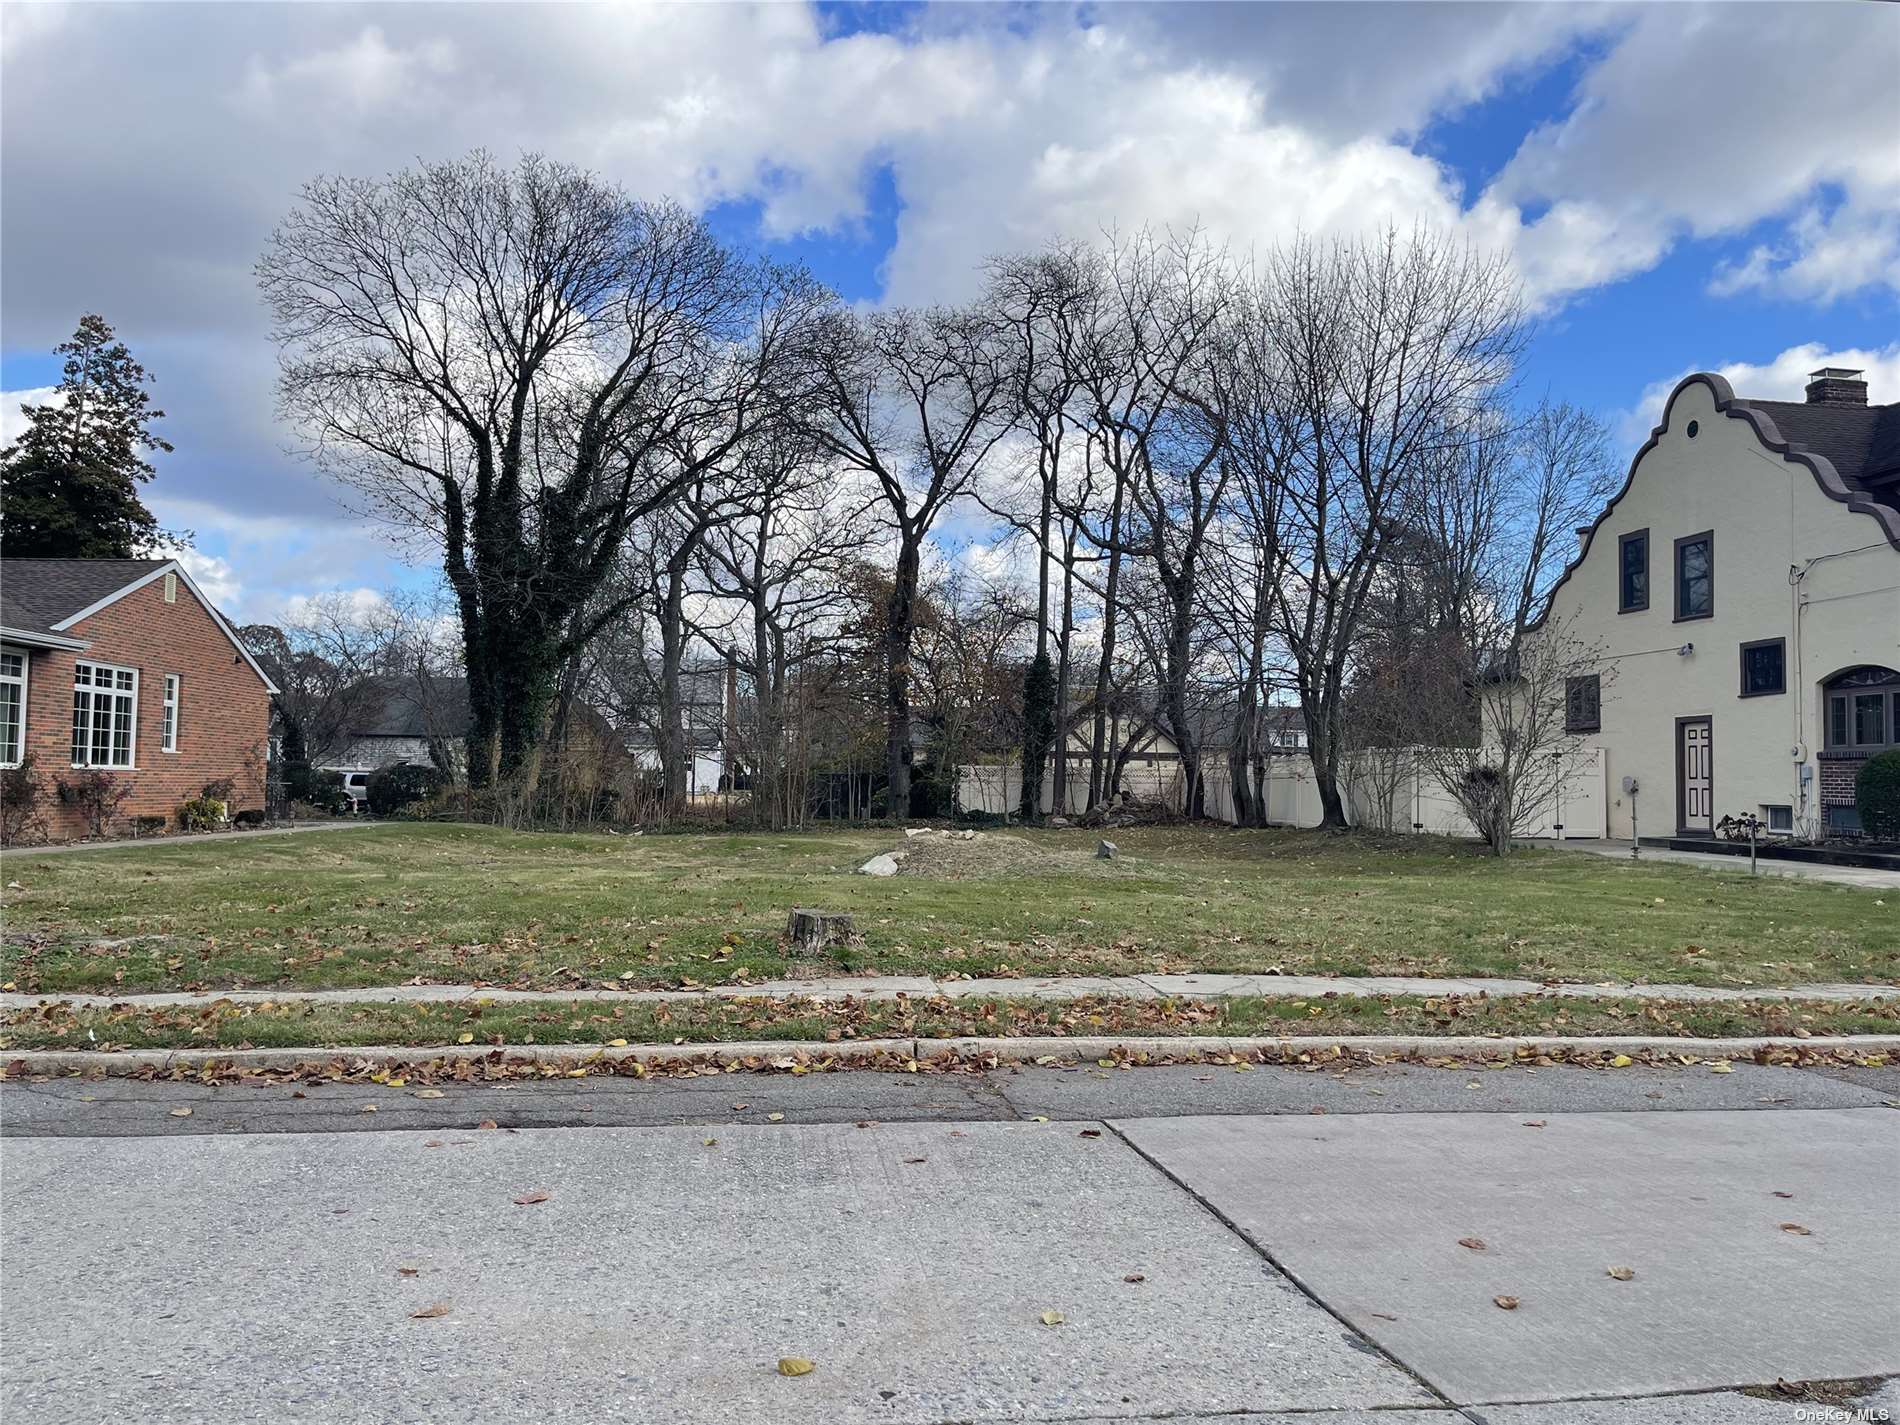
1086,493 -> 1125,811
884,537 -> 921,821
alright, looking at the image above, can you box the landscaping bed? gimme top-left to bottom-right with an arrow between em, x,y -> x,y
4,991 -> 1895,1054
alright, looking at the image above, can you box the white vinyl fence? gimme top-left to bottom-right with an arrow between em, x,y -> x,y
956,745 -> 1605,840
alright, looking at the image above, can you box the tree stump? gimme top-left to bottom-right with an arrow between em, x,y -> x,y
786,908 -> 854,955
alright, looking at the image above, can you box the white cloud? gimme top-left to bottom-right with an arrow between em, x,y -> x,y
159,544 -> 243,610
0,386 -> 59,445
1486,2 -> 1900,305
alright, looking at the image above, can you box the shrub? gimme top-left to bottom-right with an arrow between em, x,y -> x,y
366,762 -> 448,817
1458,764 -> 1509,849
133,815 -> 169,837
57,770 -> 133,838
176,796 -> 228,832
232,808 -> 267,828
200,776 -> 237,804
1856,749 -> 1900,840
1,755 -> 48,847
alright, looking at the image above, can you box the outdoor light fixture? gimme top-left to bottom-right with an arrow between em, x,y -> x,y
1677,642 -> 1694,656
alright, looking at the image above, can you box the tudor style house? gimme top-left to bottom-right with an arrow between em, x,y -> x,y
0,557 -> 278,839
1534,367 -> 1899,840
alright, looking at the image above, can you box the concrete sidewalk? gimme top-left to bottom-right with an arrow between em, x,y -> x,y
5,970 -> 1895,1014
1529,836 -> 1900,889
2,1088 -> 1894,1424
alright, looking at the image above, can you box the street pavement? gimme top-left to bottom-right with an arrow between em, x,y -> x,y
2,1062 -> 1896,1425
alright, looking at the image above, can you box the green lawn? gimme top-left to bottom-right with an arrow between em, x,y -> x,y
4,991 -> 1894,1053
1,822 -> 1894,996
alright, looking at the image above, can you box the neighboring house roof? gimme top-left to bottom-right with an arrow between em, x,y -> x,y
346,675 -> 470,740
0,556 -> 280,690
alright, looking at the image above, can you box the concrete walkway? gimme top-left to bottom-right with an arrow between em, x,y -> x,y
5,971 -> 1894,1014
1528,836 -> 1900,889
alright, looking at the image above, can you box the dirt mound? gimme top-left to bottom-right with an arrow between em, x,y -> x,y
892,829 -> 1109,880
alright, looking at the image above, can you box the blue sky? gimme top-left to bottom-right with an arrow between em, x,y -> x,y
3,1 -> 1896,619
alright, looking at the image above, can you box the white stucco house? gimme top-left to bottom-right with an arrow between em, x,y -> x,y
1529,367 -> 1899,841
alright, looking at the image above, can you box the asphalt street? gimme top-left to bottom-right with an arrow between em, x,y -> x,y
2,1063 -> 1896,1425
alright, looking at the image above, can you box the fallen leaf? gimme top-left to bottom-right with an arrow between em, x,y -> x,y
1030,1115 -> 1050,1123
767,1112 -> 785,1123
606,1038 -> 628,1048
1078,1129 -> 1102,1139
168,1107 -> 193,1117
1522,1120 -> 1547,1129
423,1140 -> 444,1148
1123,1273 -> 1146,1284
414,1089 -> 445,1099
1369,1311 -> 1398,1321
513,1190 -> 552,1206
1458,1237 -> 1487,1251
397,1267 -> 419,1278
1606,1266 -> 1635,1281
1772,1191 -> 1794,1199
703,1137 -> 718,1147
1710,1062 -> 1734,1074
1038,1309 -> 1066,1326
1778,1222 -> 1811,1236
903,1156 -> 927,1164
1493,1295 -> 1520,1311
477,1120 -> 499,1130
457,1033 -> 475,1044
1609,1054 -> 1633,1068
360,1104 -> 378,1114
410,1303 -> 451,1320
777,1357 -> 815,1377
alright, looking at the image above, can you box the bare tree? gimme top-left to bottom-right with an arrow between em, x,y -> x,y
259,151 -> 823,798
1404,401 -> 1620,852
795,305 -> 1014,819
1264,228 -> 1526,828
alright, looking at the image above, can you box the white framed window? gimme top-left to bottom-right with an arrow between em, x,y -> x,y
0,648 -> 26,768
162,674 -> 180,752
71,661 -> 138,769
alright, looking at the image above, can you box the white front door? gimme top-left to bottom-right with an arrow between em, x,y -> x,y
1678,719 -> 1713,834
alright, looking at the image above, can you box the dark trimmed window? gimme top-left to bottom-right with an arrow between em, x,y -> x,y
1824,666 -> 1899,753
1617,529 -> 1649,613
1740,639 -> 1785,697
1565,674 -> 1601,733
1674,532 -> 1713,620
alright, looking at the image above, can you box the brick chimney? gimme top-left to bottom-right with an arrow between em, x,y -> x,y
1805,367 -> 1868,407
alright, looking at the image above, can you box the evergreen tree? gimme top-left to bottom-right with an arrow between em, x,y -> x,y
0,314 -> 175,557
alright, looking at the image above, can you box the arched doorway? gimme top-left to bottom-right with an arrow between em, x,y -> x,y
1818,665 -> 1899,832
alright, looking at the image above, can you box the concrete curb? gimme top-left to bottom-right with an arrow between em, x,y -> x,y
5,1033 -> 1895,1076
5,975 -> 1896,1014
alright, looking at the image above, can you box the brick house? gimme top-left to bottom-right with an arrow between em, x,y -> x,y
0,558 -> 278,840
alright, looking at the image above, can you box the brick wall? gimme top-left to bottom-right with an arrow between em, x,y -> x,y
1817,752 -> 1867,809
17,573 -> 273,839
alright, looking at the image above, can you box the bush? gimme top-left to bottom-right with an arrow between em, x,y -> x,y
285,764 -> 352,816
1,755 -> 48,846
366,762 -> 448,817
200,776 -> 236,804
57,770 -> 133,838
232,808 -> 267,828
133,815 -> 168,837
176,796 -> 228,832
1856,749 -> 1900,840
